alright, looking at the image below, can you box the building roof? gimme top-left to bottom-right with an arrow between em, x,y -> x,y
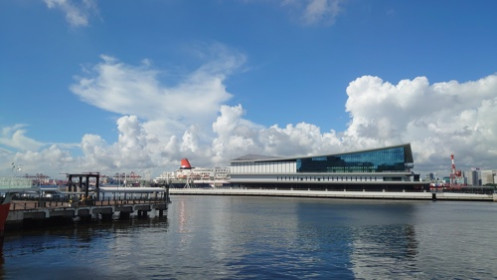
231,154 -> 279,161
231,143 -> 414,163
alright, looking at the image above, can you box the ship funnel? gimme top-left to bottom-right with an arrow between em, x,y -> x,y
180,158 -> 192,169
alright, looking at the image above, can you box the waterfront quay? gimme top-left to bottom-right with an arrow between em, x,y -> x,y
6,193 -> 169,230
169,187 -> 497,202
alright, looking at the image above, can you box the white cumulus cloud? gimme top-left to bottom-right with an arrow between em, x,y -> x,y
0,125 -> 43,151
344,74 -> 497,173
44,0 -> 97,27
71,51 -> 242,137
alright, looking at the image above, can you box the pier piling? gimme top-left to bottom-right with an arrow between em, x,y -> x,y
6,199 -> 168,230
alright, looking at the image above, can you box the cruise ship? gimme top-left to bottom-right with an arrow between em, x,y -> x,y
155,158 -> 230,188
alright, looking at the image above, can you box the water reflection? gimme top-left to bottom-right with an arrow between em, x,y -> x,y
168,197 -> 424,279
2,216 -> 169,279
349,224 -> 420,279
289,200 -> 422,278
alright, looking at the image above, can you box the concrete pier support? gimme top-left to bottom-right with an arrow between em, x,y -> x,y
92,207 -> 113,221
115,206 -> 133,220
100,213 -> 113,221
154,203 -> 167,216
75,208 -> 92,223
6,201 -> 169,230
137,210 -> 148,218
119,212 -> 131,219
134,205 -> 151,219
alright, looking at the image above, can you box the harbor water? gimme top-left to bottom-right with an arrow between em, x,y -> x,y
2,195 -> 497,279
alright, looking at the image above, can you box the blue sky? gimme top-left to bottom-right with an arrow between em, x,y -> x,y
1,0 -> 497,178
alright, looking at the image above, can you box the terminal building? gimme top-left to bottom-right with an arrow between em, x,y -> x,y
229,143 -> 427,192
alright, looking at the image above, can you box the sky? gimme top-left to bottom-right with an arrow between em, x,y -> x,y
1,0 -> 497,179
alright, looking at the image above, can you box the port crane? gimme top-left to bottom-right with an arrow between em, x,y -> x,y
449,154 -> 462,189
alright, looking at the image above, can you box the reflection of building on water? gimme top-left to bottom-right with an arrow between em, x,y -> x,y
178,199 -> 187,234
350,224 -> 419,278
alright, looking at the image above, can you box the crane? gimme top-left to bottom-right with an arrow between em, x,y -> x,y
449,154 -> 462,189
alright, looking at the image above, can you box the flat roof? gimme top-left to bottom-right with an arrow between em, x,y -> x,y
231,143 -> 413,164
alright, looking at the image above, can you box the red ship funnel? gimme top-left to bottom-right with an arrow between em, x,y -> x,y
180,158 -> 192,169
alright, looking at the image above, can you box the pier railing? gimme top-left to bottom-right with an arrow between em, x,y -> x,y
10,193 -> 169,211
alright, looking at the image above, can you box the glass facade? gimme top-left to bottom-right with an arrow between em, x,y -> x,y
296,146 -> 408,173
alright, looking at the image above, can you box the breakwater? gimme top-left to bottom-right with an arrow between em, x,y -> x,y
169,188 -> 497,201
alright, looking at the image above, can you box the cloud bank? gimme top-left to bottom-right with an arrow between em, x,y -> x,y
344,75 -> 497,173
2,50 -> 496,177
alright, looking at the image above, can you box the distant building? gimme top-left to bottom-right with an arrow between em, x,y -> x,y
465,169 -> 479,186
481,170 -> 496,186
230,143 -> 427,191
442,177 -> 451,184
424,173 -> 435,182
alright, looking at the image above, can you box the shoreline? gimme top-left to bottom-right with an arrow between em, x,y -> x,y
169,188 -> 497,202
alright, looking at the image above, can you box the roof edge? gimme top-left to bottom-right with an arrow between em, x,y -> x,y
231,143 -> 413,163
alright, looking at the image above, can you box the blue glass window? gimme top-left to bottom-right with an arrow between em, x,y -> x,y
296,146 -> 407,173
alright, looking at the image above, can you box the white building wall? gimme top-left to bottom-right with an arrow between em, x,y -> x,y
231,161 -> 297,174
230,160 -> 415,184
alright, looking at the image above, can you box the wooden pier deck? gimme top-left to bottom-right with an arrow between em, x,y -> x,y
6,198 -> 168,230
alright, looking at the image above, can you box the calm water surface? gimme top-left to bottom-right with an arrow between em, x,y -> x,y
2,195 -> 497,279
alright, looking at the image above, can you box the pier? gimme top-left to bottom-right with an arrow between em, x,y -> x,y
6,182 -> 170,230
0,171 -> 173,232
6,197 -> 168,229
